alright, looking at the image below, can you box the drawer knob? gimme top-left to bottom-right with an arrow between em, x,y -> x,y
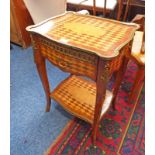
59,61 -> 70,68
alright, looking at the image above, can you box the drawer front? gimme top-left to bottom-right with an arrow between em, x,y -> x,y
39,38 -> 98,80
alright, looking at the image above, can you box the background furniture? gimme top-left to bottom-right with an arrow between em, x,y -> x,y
67,0 -> 87,11
27,12 -> 138,145
10,0 -> 33,48
11,0 -> 88,48
67,0 -> 120,17
129,30 -> 144,104
127,15 -> 145,103
23,0 -> 89,25
10,0 -> 66,48
23,0 -> 66,24
112,14 -> 144,108
118,0 -> 145,21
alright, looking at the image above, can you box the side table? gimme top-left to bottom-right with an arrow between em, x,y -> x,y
27,12 -> 139,144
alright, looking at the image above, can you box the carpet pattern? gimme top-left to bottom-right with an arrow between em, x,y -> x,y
46,62 -> 145,155
120,88 -> 145,155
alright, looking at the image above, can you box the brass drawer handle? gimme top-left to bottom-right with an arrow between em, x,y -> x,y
58,60 -> 70,68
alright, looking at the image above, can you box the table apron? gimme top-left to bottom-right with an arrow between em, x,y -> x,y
38,37 -> 98,80
31,35 -> 127,81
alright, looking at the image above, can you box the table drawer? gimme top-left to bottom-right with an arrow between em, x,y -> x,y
39,38 -> 98,80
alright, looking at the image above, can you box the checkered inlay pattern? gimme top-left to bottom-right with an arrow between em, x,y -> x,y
50,75 -> 110,124
51,76 -> 96,123
45,12 -> 138,58
39,39 -> 97,80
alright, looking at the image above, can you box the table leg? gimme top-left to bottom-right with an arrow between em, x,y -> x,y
34,51 -> 51,112
112,55 -> 129,110
92,59 -> 110,146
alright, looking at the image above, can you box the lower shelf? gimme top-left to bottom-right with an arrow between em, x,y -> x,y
50,75 -> 113,124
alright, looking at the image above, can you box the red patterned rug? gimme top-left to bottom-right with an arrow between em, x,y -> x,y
46,61 -> 145,155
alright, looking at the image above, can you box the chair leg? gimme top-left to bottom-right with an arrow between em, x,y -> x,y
123,0 -> 131,21
117,0 -> 123,20
93,0 -> 96,16
129,66 -> 144,104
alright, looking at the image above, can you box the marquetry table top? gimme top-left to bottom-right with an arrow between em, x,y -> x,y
27,12 -> 139,58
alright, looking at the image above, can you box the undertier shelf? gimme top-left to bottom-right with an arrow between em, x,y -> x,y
50,75 -> 113,124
